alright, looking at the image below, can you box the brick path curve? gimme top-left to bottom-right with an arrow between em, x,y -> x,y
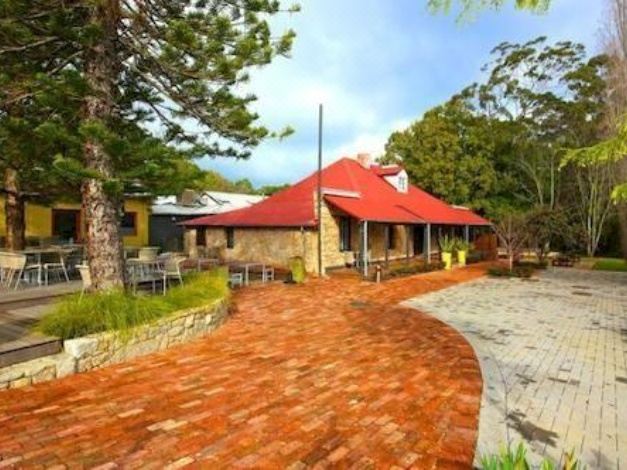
0,265 -> 487,469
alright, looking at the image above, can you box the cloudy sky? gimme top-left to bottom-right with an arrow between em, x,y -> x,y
200,0 -> 605,187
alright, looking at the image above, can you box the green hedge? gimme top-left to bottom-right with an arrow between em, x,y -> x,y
487,265 -> 534,278
515,260 -> 548,270
36,269 -> 229,340
386,262 -> 445,279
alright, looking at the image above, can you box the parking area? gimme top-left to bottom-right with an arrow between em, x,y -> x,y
406,268 -> 627,468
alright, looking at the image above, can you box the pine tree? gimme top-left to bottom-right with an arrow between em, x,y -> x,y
0,0 -> 85,250
1,0 -> 296,288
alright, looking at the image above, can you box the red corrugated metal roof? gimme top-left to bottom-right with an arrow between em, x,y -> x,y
183,158 -> 491,227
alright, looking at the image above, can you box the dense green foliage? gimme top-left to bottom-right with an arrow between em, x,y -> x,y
386,262 -> 445,279
487,265 -> 534,278
383,99 -> 498,208
384,37 -> 607,215
37,269 -> 229,340
383,37 -> 618,257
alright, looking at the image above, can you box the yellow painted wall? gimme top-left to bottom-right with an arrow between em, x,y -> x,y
123,198 -> 151,246
0,196 -> 151,246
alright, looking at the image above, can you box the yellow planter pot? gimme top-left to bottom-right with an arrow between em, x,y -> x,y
441,252 -> 452,270
457,250 -> 467,267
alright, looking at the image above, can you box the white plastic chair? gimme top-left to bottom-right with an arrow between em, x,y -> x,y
1,252 -> 39,290
43,250 -> 70,285
262,266 -> 274,283
77,264 -> 92,297
229,272 -> 244,288
161,255 -> 186,294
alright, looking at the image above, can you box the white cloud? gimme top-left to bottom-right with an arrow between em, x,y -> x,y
197,0 -> 604,187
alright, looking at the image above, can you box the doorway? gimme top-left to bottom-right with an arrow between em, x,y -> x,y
52,209 -> 81,242
413,226 -> 424,256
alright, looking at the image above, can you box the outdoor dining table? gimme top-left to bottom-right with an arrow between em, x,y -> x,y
20,247 -> 73,286
126,258 -> 164,293
228,261 -> 265,286
194,257 -> 220,272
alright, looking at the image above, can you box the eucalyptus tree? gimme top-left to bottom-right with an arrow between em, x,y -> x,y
599,0 -> 627,257
382,97 -> 499,211
427,0 -> 550,17
473,38 -> 608,210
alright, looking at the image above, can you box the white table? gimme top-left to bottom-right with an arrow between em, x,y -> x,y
229,262 -> 265,286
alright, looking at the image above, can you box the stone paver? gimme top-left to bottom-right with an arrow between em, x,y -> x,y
406,268 -> 627,469
0,264 -> 488,468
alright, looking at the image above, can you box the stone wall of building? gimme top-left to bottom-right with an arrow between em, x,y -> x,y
0,299 -> 229,390
318,196 -> 345,272
204,227 -> 318,272
368,223 -> 414,262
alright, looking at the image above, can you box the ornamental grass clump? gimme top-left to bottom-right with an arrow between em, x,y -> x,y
37,268 -> 229,340
481,443 -> 582,470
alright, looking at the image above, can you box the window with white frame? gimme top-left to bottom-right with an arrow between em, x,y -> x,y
397,175 -> 407,192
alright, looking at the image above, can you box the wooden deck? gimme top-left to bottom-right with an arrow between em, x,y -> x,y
0,282 -> 80,368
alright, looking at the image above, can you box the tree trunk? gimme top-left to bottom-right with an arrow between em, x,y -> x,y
4,168 -> 25,251
617,160 -> 627,260
81,0 -> 125,290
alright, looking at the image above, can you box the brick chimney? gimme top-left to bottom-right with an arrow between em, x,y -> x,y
177,189 -> 198,206
356,153 -> 371,168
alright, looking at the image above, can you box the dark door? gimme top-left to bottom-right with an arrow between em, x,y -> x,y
413,226 -> 424,256
52,209 -> 81,242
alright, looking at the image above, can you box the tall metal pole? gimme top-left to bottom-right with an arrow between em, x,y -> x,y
317,104 -> 323,276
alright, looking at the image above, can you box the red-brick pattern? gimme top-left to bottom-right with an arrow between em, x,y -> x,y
0,264 -> 487,469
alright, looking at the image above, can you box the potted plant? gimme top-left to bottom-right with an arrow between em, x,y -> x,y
438,235 -> 455,270
287,256 -> 306,284
456,239 -> 472,267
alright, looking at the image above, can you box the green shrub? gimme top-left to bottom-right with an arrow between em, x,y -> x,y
515,260 -> 548,270
387,262 -> 445,278
288,256 -> 306,283
487,265 -> 534,278
36,269 -> 229,340
481,443 -> 582,470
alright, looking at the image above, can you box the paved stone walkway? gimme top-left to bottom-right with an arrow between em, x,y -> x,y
406,268 -> 627,469
0,265 -> 487,469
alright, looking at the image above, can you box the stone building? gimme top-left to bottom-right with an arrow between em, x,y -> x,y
182,155 -> 491,275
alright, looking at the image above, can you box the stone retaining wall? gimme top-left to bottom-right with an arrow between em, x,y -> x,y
0,299 -> 229,390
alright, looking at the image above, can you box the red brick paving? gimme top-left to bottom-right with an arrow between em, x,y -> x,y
0,264 -> 488,469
